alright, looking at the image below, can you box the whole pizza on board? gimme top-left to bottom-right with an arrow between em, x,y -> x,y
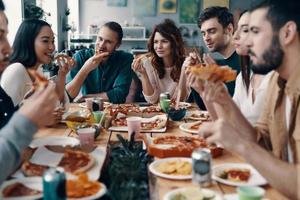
147,135 -> 223,158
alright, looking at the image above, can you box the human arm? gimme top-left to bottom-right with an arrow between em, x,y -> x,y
132,56 -> 155,99
66,50 -> 109,99
199,119 -> 298,199
55,55 -> 75,103
0,113 -> 37,184
0,84 -> 58,184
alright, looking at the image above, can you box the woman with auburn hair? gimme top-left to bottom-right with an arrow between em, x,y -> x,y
131,19 -> 190,104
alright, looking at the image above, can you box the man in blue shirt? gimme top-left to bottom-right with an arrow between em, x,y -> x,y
66,22 -> 133,104
0,1 -> 58,183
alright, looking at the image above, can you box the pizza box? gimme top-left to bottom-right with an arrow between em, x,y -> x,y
109,114 -> 168,133
144,134 -> 223,158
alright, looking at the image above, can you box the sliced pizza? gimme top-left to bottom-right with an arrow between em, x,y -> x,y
58,149 -> 95,174
2,182 -> 42,197
188,63 -> 237,83
21,160 -> 49,177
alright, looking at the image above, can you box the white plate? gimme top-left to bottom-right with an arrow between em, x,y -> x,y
179,121 -> 202,134
186,110 -> 210,121
68,183 -> 107,200
149,157 -> 192,180
13,146 -> 106,181
0,177 -> 43,200
29,136 -> 80,148
163,187 -> 222,200
0,177 -> 106,200
213,163 -> 267,187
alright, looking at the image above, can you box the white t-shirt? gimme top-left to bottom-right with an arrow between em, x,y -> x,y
233,71 -> 274,125
0,62 -> 69,108
1,63 -> 34,106
140,57 -> 190,104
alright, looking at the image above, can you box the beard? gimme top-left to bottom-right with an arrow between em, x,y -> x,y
250,35 -> 284,75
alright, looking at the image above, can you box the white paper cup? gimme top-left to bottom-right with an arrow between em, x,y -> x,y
77,127 -> 95,147
126,117 -> 141,139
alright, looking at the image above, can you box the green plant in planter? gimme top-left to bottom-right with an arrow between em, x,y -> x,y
106,133 -> 152,200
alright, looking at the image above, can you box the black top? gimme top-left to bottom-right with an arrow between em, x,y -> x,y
190,51 -> 241,110
0,86 -> 16,129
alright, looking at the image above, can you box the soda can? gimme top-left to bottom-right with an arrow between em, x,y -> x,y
192,148 -> 212,187
159,92 -> 170,101
92,97 -> 104,111
43,167 -> 66,200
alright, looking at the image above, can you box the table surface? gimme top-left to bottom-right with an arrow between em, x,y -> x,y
30,104 -> 288,200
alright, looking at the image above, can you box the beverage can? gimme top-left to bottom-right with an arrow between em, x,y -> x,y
192,148 -> 212,187
92,97 -> 104,111
159,92 -> 170,101
43,167 -> 66,200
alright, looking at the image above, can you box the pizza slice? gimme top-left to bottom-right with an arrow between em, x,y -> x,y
21,160 -> 49,177
58,149 -> 95,174
188,63 -> 237,83
219,168 -> 251,182
27,69 -> 49,90
2,182 -> 42,197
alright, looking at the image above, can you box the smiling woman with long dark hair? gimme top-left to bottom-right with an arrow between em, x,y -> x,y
131,19 -> 190,104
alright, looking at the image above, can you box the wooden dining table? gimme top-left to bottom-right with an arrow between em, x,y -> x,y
30,103 -> 288,200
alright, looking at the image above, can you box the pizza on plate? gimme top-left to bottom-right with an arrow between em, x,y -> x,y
188,63 -> 237,83
148,135 -> 223,158
110,104 -> 141,116
111,115 -> 167,130
21,149 -> 95,176
219,168 -> 251,182
58,149 -> 95,174
21,160 -> 49,177
2,182 -> 42,197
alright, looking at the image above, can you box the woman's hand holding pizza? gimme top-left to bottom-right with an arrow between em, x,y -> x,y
56,54 -> 76,77
131,56 -> 147,77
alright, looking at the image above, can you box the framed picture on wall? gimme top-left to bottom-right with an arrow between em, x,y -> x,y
107,0 -> 127,7
159,0 -> 177,14
202,0 -> 230,9
133,0 -> 156,17
179,0 -> 201,24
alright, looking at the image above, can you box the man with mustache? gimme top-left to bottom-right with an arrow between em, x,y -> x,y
198,0 -> 300,198
0,0 -> 58,183
66,21 -> 133,104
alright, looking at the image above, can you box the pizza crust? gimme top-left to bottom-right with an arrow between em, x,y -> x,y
188,63 -> 237,83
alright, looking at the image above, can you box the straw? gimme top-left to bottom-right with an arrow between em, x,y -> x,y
175,67 -> 186,110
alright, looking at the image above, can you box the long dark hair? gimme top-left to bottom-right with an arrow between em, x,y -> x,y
238,10 -> 251,93
9,19 -> 51,68
147,19 -> 185,82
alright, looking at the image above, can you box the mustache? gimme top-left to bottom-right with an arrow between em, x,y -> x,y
248,49 -> 256,57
